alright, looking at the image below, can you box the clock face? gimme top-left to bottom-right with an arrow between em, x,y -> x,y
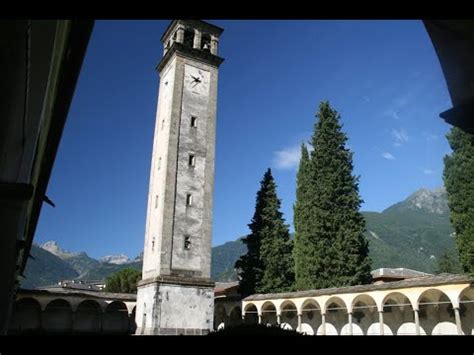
184,64 -> 209,96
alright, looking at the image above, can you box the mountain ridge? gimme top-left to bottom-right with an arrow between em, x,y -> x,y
22,186 -> 457,288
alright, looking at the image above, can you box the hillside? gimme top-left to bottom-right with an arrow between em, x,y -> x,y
22,245 -> 79,289
21,187 -> 458,289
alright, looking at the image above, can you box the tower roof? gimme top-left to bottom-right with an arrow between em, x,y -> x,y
160,20 -> 224,43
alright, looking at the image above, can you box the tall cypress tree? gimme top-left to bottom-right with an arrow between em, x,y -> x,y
294,101 -> 372,290
443,127 -> 474,276
235,169 -> 294,295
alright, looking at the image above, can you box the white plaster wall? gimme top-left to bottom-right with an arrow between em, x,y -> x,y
158,284 -> 214,330
143,59 -> 176,276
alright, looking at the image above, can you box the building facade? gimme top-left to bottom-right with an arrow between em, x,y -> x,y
240,274 -> 474,335
135,20 -> 224,335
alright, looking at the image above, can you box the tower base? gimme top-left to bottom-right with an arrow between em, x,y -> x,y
135,276 -> 214,335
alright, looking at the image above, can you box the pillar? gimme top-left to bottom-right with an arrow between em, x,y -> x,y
379,311 -> 384,335
258,314 -> 262,325
348,312 -> 353,335
297,313 -> 302,333
193,29 -> 201,49
321,313 -> 326,335
454,307 -> 463,335
277,314 -> 281,325
176,26 -> 184,43
210,35 -> 218,55
414,309 -> 420,335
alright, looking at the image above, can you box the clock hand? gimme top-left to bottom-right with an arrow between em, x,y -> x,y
191,75 -> 201,83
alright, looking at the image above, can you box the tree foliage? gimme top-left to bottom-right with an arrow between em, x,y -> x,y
235,169 -> 294,295
293,101 -> 372,290
435,250 -> 462,274
443,127 -> 474,276
105,267 -> 142,293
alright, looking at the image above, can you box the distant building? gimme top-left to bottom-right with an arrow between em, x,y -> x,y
371,268 -> 432,284
41,280 -> 107,292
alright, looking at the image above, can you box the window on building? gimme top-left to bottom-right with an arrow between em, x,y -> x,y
186,193 -> 193,206
184,236 -> 191,250
191,116 -> 197,128
183,30 -> 194,48
161,118 -> 165,130
151,236 -> 155,251
155,195 -> 159,209
188,154 -> 195,167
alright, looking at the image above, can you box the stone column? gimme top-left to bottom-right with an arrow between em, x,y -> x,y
176,26 -> 184,43
348,312 -> 353,335
193,29 -> 201,49
379,311 -> 384,335
210,35 -> 218,55
414,309 -> 420,335
297,313 -> 302,333
258,313 -> 262,325
321,313 -> 326,336
276,314 -> 281,325
454,307 -> 463,335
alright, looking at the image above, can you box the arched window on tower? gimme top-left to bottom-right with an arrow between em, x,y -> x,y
201,34 -> 211,52
183,29 -> 194,48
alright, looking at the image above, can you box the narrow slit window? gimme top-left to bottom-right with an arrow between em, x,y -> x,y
186,193 -> 193,206
155,195 -> 159,209
188,154 -> 195,167
161,119 -> 165,130
151,236 -> 155,251
158,157 -> 161,170
184,236 -> 191,250
191,116 -> 198,128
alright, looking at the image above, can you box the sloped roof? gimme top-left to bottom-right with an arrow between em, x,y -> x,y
244,274 -> 473,302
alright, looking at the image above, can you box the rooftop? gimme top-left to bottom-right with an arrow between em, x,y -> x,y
244,273 -> 473,302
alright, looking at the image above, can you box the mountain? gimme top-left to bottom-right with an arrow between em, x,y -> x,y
363,187 -> 456,273
100,254 -> 130,265
21,187 -> 458,289
211,238 -> 246,282
22,245 -> 79,289
41,241 -> 77,259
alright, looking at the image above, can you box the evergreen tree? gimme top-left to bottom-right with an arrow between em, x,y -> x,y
443,127 -> 474,276
294,101 -> 372,290
235,169 -> 294,295
435,250 -> 462,274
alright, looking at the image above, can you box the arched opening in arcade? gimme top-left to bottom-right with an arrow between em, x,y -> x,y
300,299 -> 321,335
103,301 -> 130,334
418,289 -> 457,335
323,297 -> 347,335
279,301 -> 297,331
261,301 -> 277,326
351,294 -> 378,335
382,292 -> 419,335
8,298 -> 42,334
74,300 -> 102,334
243,303 -> 258,324
459,285 -> 474,335
43,299 -> 73,333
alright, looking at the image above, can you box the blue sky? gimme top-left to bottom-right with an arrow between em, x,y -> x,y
35,20 -> 452,259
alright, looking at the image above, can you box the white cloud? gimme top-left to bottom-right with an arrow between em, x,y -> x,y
383,109 -> 400,120
423,131 -> 439,141
273,144 -> 303,170
422,168 -> 435,175
391,128 -> 409,147
382,152 -> 395,160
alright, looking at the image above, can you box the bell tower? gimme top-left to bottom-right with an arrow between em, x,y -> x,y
135,20 -> 224,335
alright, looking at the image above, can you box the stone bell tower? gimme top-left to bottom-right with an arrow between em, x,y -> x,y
135,20 -> 224,335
